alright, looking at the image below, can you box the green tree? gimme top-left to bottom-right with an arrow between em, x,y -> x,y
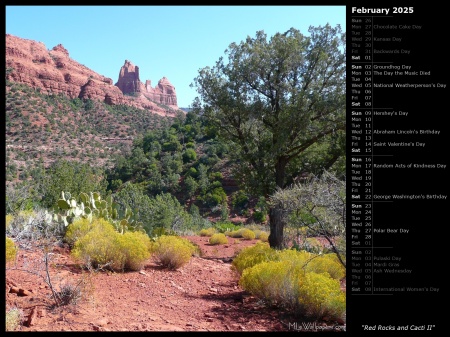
142,129 -> 162,156
182,148 -> 197,163
196,163 -> 210,194
184,176 -> 199,202
192,25 -> 346,249
147,193 -> 192,234
129,147 -> 151,181
39,159 -> 107,209
5,182 -> 36,214
113,182 -> 155,234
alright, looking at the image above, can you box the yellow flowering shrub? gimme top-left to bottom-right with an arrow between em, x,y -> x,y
5,307 -> 22,331
239,260 -> 346,320
239,260 -> 303,308
298,272 -> 346,320
228,228 -> 256,239
150,235 -> 197,270
116,231 -> 152,271
231,242 -> 276,275
199,227 -> 216,237
6,237 -> 18,263
277,249 -> 315,266
240,228 -> 256,240
18,209 -> 36,219
256,230 -> 269,242
64,217 -> 96,247
305,253 -> 346,280
209,233 -> 228,245
6,214 -> 14,230
70,219 -> 152,271
71,220 -> 123,270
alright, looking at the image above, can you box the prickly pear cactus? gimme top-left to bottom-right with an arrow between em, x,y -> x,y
54,191 -> 144,234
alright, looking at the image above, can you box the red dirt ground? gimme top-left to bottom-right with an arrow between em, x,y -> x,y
5,236 -> 346,332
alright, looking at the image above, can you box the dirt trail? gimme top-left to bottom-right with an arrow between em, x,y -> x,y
6,236 -> 346,332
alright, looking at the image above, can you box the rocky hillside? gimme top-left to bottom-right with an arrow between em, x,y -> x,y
5,34 -> 186,180
5,34 -> 181,116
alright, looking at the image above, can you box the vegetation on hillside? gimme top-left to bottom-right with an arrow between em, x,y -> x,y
5,77 -> 174,180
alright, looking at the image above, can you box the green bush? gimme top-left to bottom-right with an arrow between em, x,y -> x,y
145,192 -> 193,235
209,180 -> 222,189
182,148 -> 197,163
209,233 -> 228,245
6,237 -> 18,263
205,187 -> 227,206
231,190 -> 249,209
38,159 -> 108,209
150,235 -> 196,270
209,171 -> 223,180
187,167 -> 198,177
253,210 -> 267,223
214,221 -> 241,233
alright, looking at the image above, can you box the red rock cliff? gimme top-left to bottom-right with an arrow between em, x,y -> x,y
5,34 -> 180,116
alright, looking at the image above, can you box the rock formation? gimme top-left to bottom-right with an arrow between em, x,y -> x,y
115,60 -> 146,94
5,34 -> 180,116
115,60 -> 178,107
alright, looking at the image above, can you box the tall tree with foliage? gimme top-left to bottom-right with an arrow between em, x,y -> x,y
192,24 -> 346,249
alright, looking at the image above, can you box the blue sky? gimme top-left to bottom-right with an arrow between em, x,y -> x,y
6,5 -> 345,108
